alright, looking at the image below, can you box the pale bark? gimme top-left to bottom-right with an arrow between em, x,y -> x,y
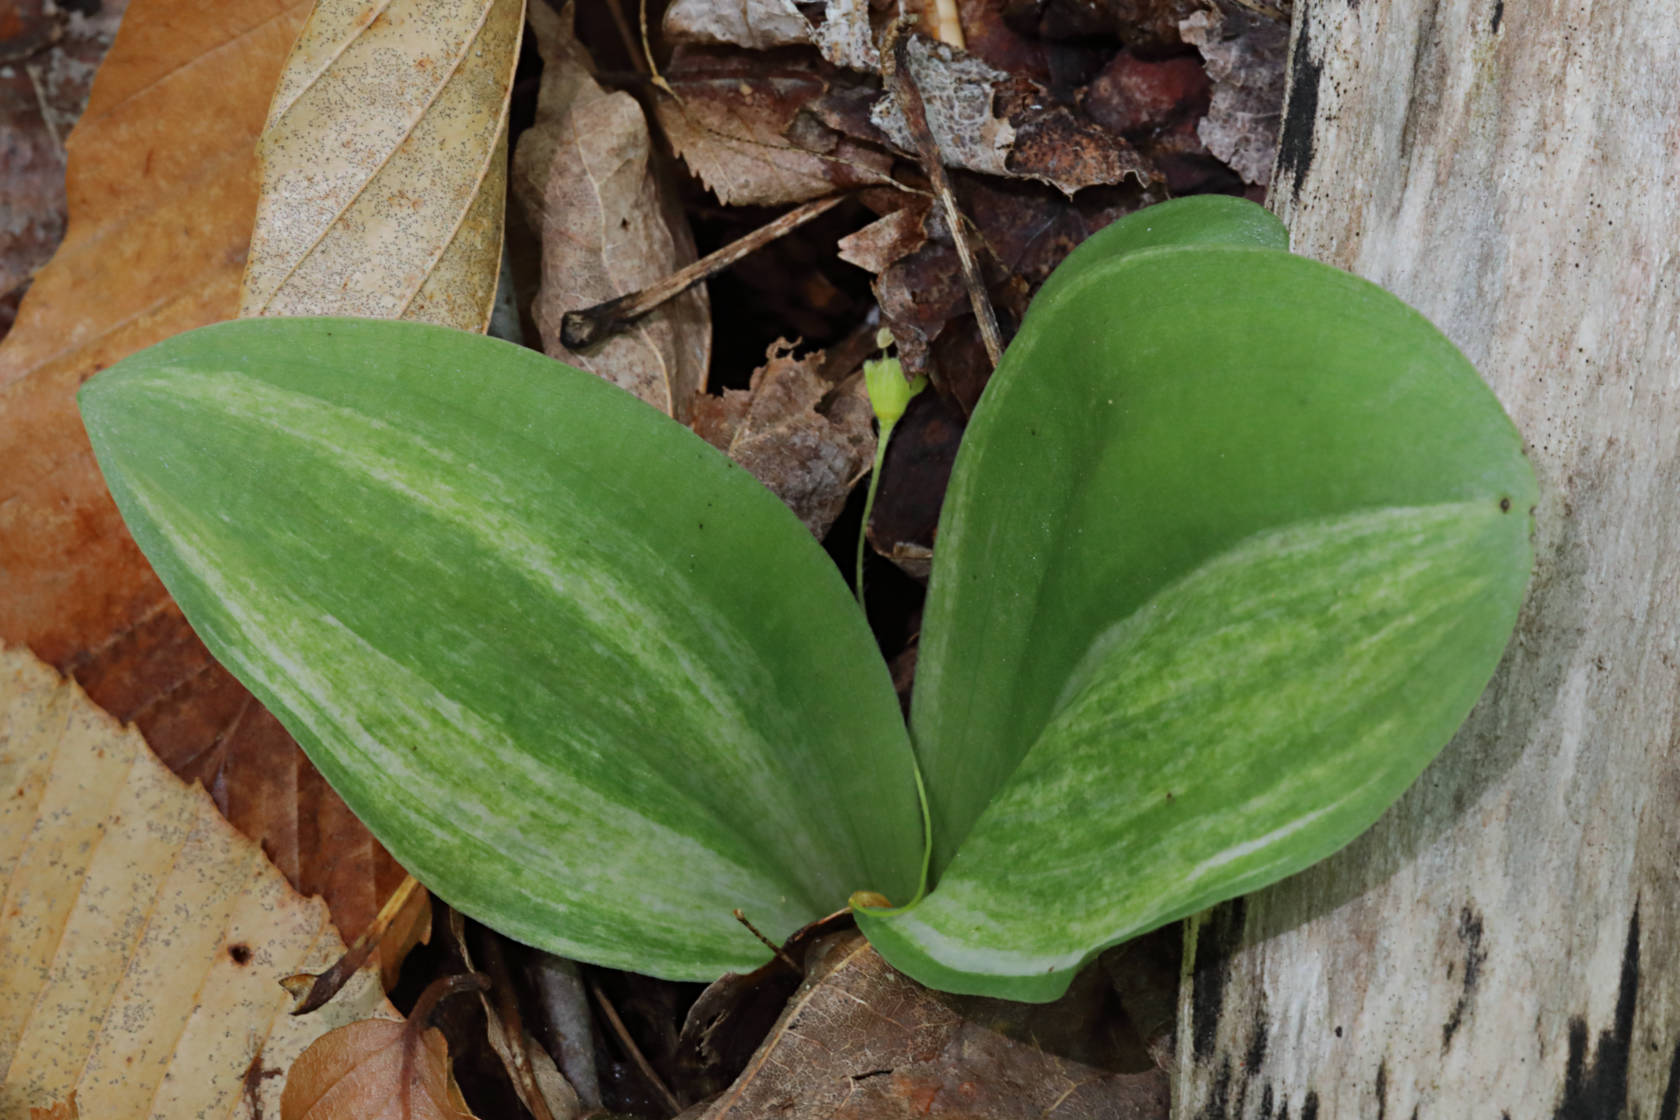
1174,1 -> 1680,1115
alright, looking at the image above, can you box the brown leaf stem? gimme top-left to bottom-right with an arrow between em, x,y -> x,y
879,27 -> 1005,370
561,194 -> 847,349
588,977 -> 683,1116
285,874 -> 428,1015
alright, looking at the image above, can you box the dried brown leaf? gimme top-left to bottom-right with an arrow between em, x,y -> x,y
0,644 -> 395,1117
657,48 -> 894,206
663,0 -> 879,70
0,0 -> 128,307
513,0 -> 709,419
835,197 -> 932,275
240,0 -> 525,328
871,35 -> 1153,196
700,933 -> 1169,1119
1179,2 -> 1287,186
0,0 -> 411,955
691,340 -> 875,536
281,1020 -> 474,1120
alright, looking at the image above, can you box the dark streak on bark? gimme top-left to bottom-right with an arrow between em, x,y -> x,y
1192,898 -> 1248,1061
1200,1059 -> 1234,1120
1302,1090 -> 1321,1120
1376,1060 -> 1388,1120
1659,1036 -> 1680,1120
1260,1082 -> 1276,1120
1491,0 -> 1504,32
1442,905 -> 1487,1052
1274,15 -> 1323,202
1554,903 -> 1640,1119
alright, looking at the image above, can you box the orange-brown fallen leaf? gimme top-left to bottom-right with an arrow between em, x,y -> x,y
0,643 -> 395,1118
281,1019 -> 476,1120
0,0 -> 414,960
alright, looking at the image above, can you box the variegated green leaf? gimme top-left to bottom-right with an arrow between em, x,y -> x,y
79,319 -> 923,980
859,197 -> 1536,999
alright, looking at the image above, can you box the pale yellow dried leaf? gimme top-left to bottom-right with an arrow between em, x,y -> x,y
239,0 -> 526,329
0,644 -> 395,1119
281,1020 -> 474,1120
512,0 -> 709,420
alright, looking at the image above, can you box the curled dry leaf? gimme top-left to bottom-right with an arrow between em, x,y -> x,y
871,35 -> 1154,196
1178,1 -> 1288,186
691,340 -> 876,537
0,0 -> 410,957
0,644 -> 394,1118
239,0 -> 524,328
281,1020 -> 473,1120
700,932 -> 1169,1119
663,0 -> 879,71
512,0 -> 709,420
656,47 -> 894,207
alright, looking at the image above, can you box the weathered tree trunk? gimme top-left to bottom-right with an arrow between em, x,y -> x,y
1174,1 -> 1680,1115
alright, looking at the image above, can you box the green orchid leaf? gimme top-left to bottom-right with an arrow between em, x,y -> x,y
868,197 -> 1535,999
79,318 -> 924,980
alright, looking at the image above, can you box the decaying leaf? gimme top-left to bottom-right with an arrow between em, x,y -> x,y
871,35 -> 1153,196
0,0 -> 129,323
1178,2 -> 1288,186
835,196 -> 932,275
657,47 -> 894,206
239,0 -> 525,328
663,0 -> 879,71
512,0 -> 709,419
0,643 -> 395,1118
691,340 -> 875,536
0,0 -> 411,956
699,933 -> 1169,1118
281,1019 -> 474,1120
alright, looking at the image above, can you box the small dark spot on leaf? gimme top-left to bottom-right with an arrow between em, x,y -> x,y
1500,496 -> 1512,512
228,942 -> 253,965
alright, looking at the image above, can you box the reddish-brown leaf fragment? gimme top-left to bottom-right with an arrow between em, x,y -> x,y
657,47 -> 894,206
870,35 -> 1154,197
281,1020 -> 476,1120
700,933 -> 1169,1119
691,341 -> 875,537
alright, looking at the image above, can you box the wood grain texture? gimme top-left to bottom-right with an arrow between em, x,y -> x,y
1174,1 -> 1680,1116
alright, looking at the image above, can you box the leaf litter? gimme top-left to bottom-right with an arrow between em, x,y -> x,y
0,0 -> 416,965
4,0 -> 1293,1112
0,643 -> 394,1118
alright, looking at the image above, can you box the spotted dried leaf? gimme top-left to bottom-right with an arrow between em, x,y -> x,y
699,933 -> 1169,1118
513,0 -> 708,419
690,341 -> 875,537
871,35 -> 1154,196
239,0 -> 524,327
1179,2 -> 1288,186
0,0 -> 410,955
657,48 -> 894,206
0,644 -> 395,1118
